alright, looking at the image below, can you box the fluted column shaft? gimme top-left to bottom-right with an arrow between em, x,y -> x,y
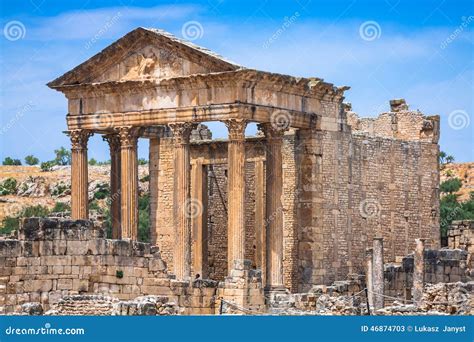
103,134 -> 122,239
169,123 -> 194,281
224,119 -> 247,273
259,123 -> 285,291
117,127 -> 139,240
68,130 -> 92,220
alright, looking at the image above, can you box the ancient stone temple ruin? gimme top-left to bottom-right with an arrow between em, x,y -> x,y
1,27 -> 448,315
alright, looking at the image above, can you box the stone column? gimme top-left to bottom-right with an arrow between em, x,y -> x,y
259,123 -> 286,292
117,126 -> 139,240
365,248 -> 374,310
255,159 -> 266,282
223,119 -> 248,273
103,134 -> 121,239
169,122 -> 195,281
191,160 -> 208,279
372,237 -> 384,310
68,130 -> 92,220
413,238 -> 425,306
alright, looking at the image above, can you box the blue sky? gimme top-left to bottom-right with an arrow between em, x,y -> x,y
0,0 -> 473,162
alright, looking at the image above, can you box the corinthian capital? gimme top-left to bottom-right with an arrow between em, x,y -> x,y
67,130 -> 92,150
169,122 -> 196,145
223,119 -> 247,141
116,126 -> 139,148
257,122 -> 286,140
103,134 -> 121,153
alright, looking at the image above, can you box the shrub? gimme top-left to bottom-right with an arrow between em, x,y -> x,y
0,216 -> 19,234
40,160 -> 56,172
24,155 -> 39,165
138,158 -> 148,165
52,202 -> 70,213
89,158 -> 97,166
2,157 -> 21,166
0,204 -> 49,235
93,183 -> 110,200
51,182 -> 70,197
0,178 -> 18,195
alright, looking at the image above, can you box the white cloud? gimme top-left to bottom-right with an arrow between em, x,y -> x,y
26,5 -> 201,41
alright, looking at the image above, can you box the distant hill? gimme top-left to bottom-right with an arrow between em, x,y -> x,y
440,162 -> 474,201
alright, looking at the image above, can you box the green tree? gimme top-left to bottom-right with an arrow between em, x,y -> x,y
138,193 -> 150,242
438,151 -> 447,164
24,155 -> 39,165
440,178 -> 462,194
89,158 -> 98,166
54,147 -> 71,165
138,158 -> 148,165
445,155 -> 455,164
2,157 -> 21,166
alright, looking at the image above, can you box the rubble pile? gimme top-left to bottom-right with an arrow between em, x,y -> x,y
112,295 -> 179,315
420,282 -> 473,315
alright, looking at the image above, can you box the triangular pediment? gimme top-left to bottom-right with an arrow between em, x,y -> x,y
48,27 -> 241,88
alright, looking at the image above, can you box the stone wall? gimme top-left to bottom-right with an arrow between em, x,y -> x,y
384,249 -> 470,299
296,109 -> 439,290
448,220 -> 473,253
0,218 -> 218,315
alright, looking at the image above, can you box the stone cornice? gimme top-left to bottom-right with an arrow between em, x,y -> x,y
52,69 -> 349,100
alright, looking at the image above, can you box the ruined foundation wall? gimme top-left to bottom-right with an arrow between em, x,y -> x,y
384,249 -> 470,299
0,218 -> 217,315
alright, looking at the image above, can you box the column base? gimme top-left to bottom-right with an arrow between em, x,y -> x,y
218,259 -> 265,314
